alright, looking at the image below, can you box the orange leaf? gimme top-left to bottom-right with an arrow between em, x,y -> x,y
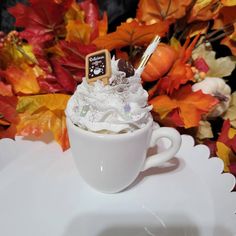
157,62 -> 194,94
137,0 -> 192,23
93,19 -> 169,51
213,6 -> 236,55
188,0 -> 222,23
155,35 -> 200,94
150,94 -> 178,119
98,12 -> 108,37
66,20 -> 91,44
5,63 -> 41,95
213,6 -> 236,29
16,94 -> 70,151
149,85 -> 218,128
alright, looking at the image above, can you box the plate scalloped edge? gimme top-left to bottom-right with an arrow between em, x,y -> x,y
176,135 -> 236,236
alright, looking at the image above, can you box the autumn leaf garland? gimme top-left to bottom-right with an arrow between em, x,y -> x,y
0,0 -> 103,150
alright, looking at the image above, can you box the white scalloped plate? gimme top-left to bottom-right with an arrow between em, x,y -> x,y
0,134 -> 235,236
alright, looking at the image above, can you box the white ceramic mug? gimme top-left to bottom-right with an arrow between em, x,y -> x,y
66,117 -> 181,193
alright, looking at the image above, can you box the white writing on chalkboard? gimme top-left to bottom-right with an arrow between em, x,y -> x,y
89,55 -> 104,62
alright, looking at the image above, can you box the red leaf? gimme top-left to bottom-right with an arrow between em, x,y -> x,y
229,163 -> 236,177
37,74 -> 64,93
8,0 -> 73,45
34,41 -> 96,93
53,40 -> 97,83
0,95 -> 18,139
0,81 -> 13,96
0,124 -> 17,139
203,139 -> 217,157
79,0 -> 100,41
152,109 -> 185,128
0,96 -> 18,123
32,45 -> 52,74
50,58 -> 77,93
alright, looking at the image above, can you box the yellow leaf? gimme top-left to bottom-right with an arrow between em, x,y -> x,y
216,142 -> 231,172
17,94 -> 71,151
229,127 -> 236,138
66,20 -> 91,44
170,37 -> 181,51
221,0 -> 236,6
0,42 -> 38,69
17,94 -> 70,114
65,1 -> 84,22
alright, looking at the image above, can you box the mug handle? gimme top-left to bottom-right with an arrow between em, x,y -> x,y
142,127 -> 182,171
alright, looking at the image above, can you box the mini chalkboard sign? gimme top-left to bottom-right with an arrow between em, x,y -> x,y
85,49 -> 111,85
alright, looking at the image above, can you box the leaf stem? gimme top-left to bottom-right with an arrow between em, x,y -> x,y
155,0 -> 165,20
165,0 -> 172,19
205,24 -> 234,40
15,46 -> 39,65
207,32 -> 230,43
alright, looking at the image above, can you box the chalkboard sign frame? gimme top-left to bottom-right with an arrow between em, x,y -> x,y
85,49 -> 111,84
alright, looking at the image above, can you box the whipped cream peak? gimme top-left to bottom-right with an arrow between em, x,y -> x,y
66,58 -> 152,133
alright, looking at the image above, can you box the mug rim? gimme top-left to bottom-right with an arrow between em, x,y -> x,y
66,116 -> 153,140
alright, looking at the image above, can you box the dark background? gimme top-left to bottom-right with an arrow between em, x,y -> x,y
0,0 -> 28,33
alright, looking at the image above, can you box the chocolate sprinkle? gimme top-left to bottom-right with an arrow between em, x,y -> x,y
117,59 -> 135,78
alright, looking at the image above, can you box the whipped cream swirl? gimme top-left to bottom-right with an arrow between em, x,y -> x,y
66,58 -> 152,133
